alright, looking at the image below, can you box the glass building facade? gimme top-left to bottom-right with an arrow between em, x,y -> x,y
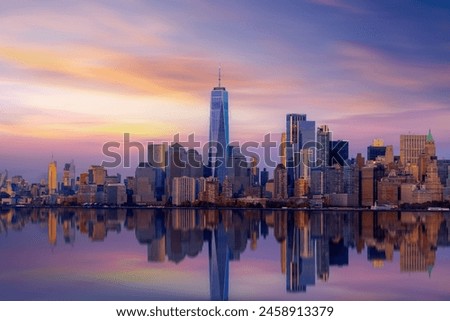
209,84 -> 229,184
285,114 -> 316,196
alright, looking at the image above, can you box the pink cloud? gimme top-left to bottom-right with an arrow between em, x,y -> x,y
336,42 -> 450,91
307,0 -> 366,14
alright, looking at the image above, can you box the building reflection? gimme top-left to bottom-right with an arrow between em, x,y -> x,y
48,210 -> 57,246
208,217 -> 229,301
3,207 -> 449,299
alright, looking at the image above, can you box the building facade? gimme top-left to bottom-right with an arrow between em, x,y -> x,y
172,176 -> 196,206
400,134 -> 427,166
286,114 -> 316,196
209,71 -> 229,184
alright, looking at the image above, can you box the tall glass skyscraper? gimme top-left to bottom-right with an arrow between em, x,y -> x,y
209,69 -> 229,184
286,114 -> 316,196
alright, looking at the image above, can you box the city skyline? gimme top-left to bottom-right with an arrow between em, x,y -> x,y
1,1 -> 449,182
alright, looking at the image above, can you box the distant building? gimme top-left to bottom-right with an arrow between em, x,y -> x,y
199,177 -> 219,203
437,160 -> 450,186
88,165 -> 107,185
423,160 -> 443,202
418,130 -> 436,182
400,134 -> 427,166
62,161 -> 75,190
48,160 -> 57,194
360,164 -> 385,207
385,145 -> 394,164
330,140 -> 349,166
367,145 -> 386,162
221,176 -> 233,198
280,132 -> 287,167
317,125 -> 331,167
227,144 -> 250,196
443,165 -> 450,201
135,163 -> 155,204
325,165 -> 345,194
260,168 -> 269,187
148,143 -> 167,201
310,168 -> 325,195
250,156 -> 259,186
274,164 -> 288,200
294,178 -> 308,197
105,183 -> 127,205
286,114 -> 315,196
105,174 -> 121,185
172,176 -> 196,206
378,170 -> 415,206
77,184 -> 97,204
79,172 -> 89,185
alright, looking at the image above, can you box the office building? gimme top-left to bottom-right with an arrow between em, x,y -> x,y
330,140 -> 349,166
148,143 -> 167,201
172,176 -> 196,206
227,144 -> 250,196
367,145 -> 386,161
62,161 -> 75,190
280,132 -> 287,167
48,159 -> 57,194
274,164 -> 288,200
317,125 -> 331,167
400,134 -> 427,166
135,163 -> 156,204
360,164 -> 385,207
385,145 -> 394,164
209,69 -> 229,184
88,165 -> 107,185
105,183 -> 127,205
286,114 -> 316,195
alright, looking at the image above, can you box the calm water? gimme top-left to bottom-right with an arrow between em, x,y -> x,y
0,208 -> 449,301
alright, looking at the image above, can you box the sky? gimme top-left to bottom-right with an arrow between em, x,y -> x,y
0,0 -> 449,182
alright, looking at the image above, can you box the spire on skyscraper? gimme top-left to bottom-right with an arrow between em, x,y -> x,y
218,66 -> 221,87
427,129 -> 434,143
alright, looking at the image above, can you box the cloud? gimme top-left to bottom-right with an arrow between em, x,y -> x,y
0,2 -> 171,50
307,0 -> 365,14
336,42 -> 450,92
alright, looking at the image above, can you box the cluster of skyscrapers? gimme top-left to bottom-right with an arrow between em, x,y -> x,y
1,74 -> 449,207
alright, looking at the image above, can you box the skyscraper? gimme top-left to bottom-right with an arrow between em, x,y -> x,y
280,132 -> 287,167
148,143 -> 167,201
62,161 -> 75,190
286,114 -> 316,196
330,140 -> 349,166
274,163 -> 288,199
400,134 -> 427,166
172,176 -> 196,206
209,68 -> 229,184
367,142 -> 386,161
48,159 -> 57,194
317,125 -> 331,167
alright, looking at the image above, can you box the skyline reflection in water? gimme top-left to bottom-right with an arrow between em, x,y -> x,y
0,208 -> 449,300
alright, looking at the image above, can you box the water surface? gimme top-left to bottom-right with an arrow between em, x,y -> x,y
1,208 -> 449,300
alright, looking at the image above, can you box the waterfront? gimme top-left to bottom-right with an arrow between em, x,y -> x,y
1,208 -> 449,300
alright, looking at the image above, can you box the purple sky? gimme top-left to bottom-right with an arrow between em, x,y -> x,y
0,0 -> 449,182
